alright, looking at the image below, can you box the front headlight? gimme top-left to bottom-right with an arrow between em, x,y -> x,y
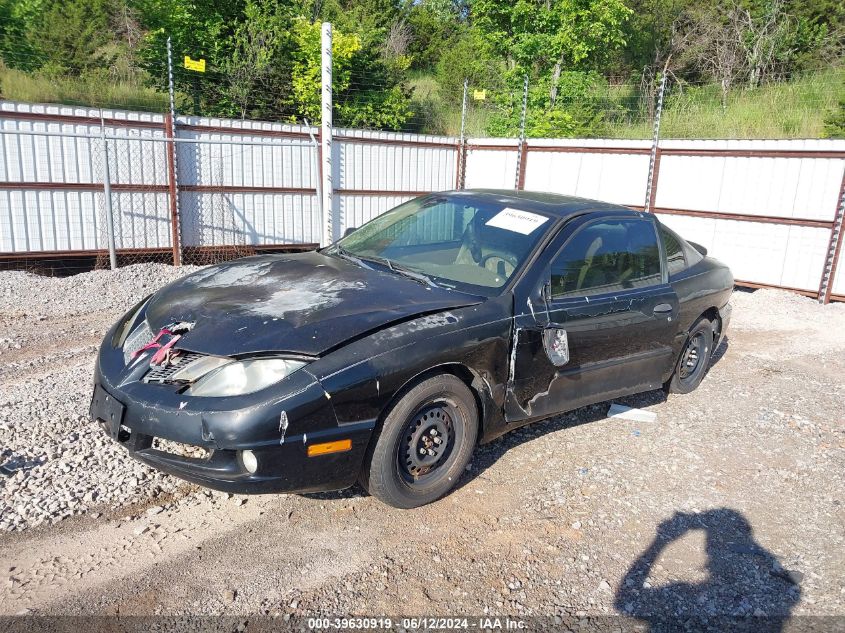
113,295 -> 151,349
185,358 -> 307,397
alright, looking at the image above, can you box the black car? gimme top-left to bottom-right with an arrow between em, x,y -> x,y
91,190 -> 733,508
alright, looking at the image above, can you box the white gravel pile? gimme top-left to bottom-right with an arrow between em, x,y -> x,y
0,263 -> 203,318
730,287 -> 845,360
0,263 -> 204,531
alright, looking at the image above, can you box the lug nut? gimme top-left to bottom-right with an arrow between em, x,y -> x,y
419,448 -> 427,455
433,437 -> 442,445
427,449 -> 435,456
430,429 -> 438,436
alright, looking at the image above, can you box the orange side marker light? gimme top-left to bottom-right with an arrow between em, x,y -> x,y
307,439 -> 352,457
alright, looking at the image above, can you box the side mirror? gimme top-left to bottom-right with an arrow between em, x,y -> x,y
343,227 -> 357,238
542,326 -> 569,366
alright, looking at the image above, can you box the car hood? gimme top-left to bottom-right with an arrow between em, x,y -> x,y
144,251 -> 482,357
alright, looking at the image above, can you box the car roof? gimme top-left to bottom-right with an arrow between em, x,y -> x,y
440,189 -> 640,220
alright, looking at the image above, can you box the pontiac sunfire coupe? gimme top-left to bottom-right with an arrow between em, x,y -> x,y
91,190 -> 733,508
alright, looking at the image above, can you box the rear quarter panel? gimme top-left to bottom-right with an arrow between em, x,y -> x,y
669,257 -> 734,374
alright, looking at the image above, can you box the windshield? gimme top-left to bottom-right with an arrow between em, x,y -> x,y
330,194 -> 554,295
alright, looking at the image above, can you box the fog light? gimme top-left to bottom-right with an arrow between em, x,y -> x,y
241,450 -> 258,474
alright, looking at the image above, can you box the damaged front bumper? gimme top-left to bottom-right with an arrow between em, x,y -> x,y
90,332 -> 374,495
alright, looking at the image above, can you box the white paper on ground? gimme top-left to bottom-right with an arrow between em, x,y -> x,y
607,403 -> 657,423
485,208 -> 550,235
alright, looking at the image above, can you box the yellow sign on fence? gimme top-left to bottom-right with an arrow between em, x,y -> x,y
183,56 -> 206,72
473,89 -> 487,101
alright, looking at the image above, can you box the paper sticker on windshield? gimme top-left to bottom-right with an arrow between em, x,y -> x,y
485,208 -> 549,235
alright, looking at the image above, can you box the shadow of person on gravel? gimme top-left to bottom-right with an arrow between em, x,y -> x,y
614,508 -> 800,633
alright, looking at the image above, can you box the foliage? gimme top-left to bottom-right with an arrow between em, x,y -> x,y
435,26 -> 503,105
823,97 -> 845,139
0,62 -> 168,110
486,72 -> 621,137
218,1 -> 296,119
290,19 -> 362,122
0,0 -> 841,137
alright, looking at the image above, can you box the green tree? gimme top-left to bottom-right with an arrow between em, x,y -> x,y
406,0 -> 467,70
435,25 -> 503,103
289,18 -> 413,128
472,0 -> 632,94
29,0 -> 115,75
0,0 -> 45,71
220,0 -> 296,119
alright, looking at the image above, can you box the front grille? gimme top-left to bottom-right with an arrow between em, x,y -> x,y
143,351 -> 205,384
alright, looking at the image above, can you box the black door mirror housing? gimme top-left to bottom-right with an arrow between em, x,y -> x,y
343,226 -> 357,238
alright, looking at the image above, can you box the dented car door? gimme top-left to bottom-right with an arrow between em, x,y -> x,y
505,214 -> 679,422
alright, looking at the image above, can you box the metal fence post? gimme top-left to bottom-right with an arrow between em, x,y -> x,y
644,72 -> 667,213
818,170 -> 845,303
304,118 -> 323,222
515,74 -> 528,190
457,78 -> 468,190
321,22 -> 334,246
166,36 -> 183,265
99,116 -> 117,270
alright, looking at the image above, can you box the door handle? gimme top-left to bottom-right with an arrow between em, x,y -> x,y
653,303 -> 673,314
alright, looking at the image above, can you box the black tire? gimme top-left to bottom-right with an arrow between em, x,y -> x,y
361,374 -> 478,509
666,317 -> 714,394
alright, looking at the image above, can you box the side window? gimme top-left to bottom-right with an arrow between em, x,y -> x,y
551,219 -> 662,298
659,226 -> 687,276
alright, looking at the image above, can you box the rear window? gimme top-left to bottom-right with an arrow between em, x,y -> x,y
660,226 -> 687,276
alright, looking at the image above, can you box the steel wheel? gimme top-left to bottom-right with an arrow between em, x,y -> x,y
666,317 -> 714,394
361,374 -> 478,509
400,402 -> 457,484
679,332 -> 705,382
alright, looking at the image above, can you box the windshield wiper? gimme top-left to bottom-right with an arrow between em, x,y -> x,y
332,245 -> 372,270
356,253 -> 394,272
357,254 -> 439,288
391,264 -> 440,289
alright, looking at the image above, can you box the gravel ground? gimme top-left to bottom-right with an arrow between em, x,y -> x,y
0,264 -> 203,531
0,264 -> 843,626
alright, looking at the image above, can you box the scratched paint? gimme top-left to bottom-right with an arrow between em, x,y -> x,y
250,279 -> 367,318
278,410 -> 289,445
185,261 -> 279,289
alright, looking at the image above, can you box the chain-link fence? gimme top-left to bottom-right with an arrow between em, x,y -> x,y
0,117 -> 322,272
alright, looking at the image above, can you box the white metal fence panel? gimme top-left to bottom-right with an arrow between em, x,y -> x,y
656,140 -> 844,221
523,140 -> 652,206
655,213 -> 831,291
176,118 -> 317,190
173,116 -> 320,247
179,191 -> 320,248
833,248 -> 845,297
337,194 -> 417,231
330,129 -> 458,240
464,141 -> 519,189
1,101 -> 172,253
